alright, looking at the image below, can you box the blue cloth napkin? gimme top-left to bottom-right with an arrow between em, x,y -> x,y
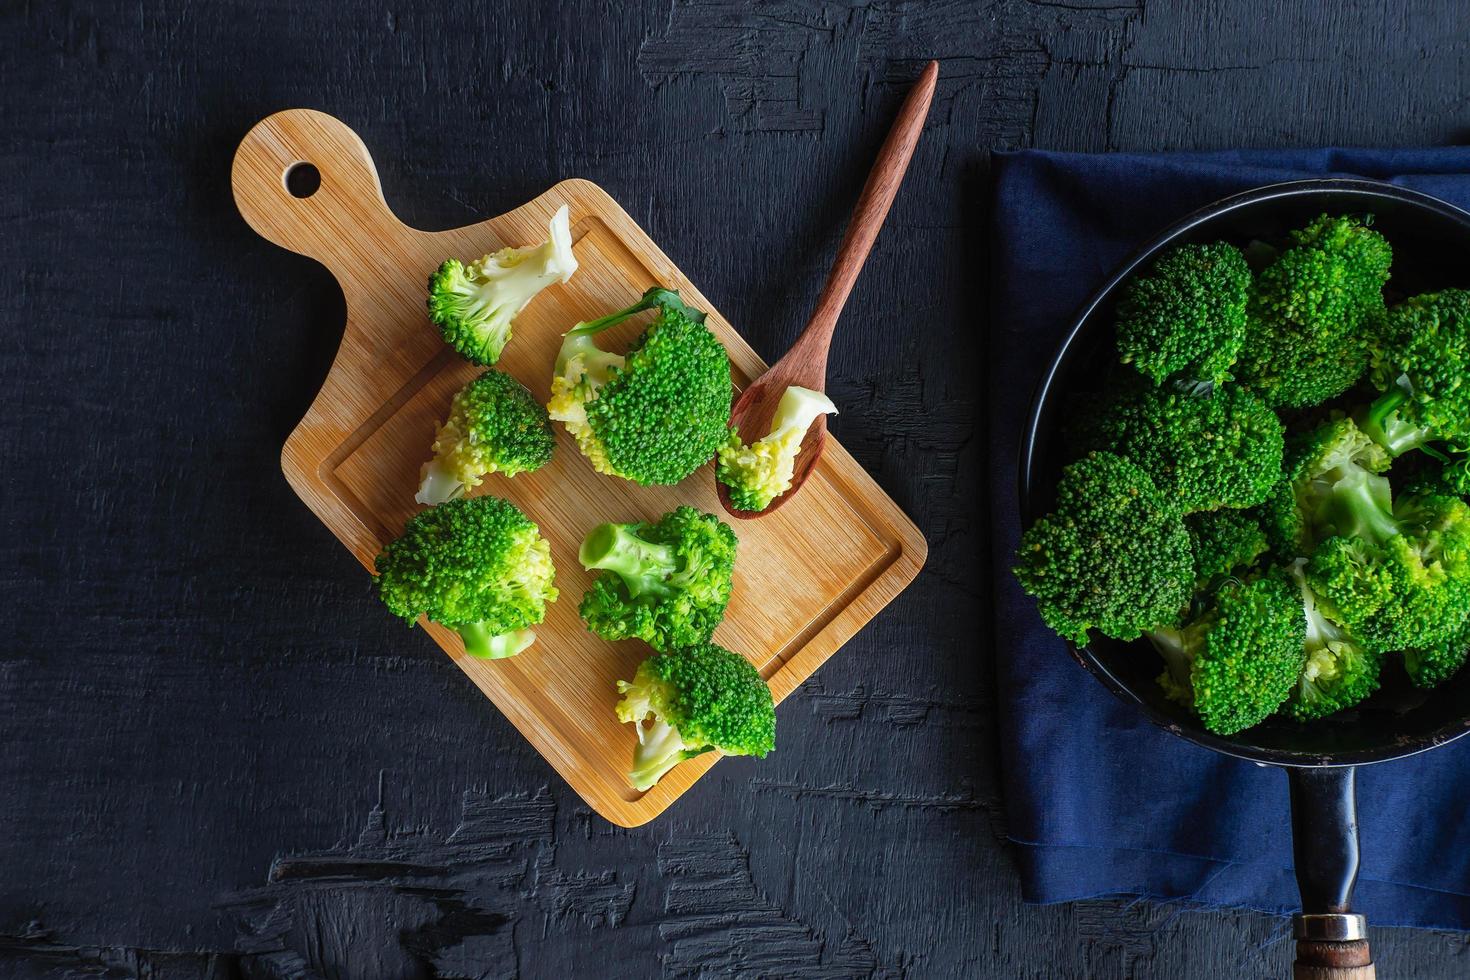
989,147 -> 1470,931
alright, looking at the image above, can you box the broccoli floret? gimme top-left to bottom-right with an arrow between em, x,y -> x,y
1361,290 -> 1470,457
1115,242 -> 1251,389
1235,214 -> 1391,408
547,287 -> 733,485
1445,458 -> 1470,498
1090,383 -> 1284,512
717,386 -> 838,513
1404,618 -> 1470,689
415,370 -> 556,505
1408,455 -> 1470,501
615,643 -> 776,790
374,496 -> 558,659
1015,452 -> 1192,643
578,506 -> 737,651
1281,562 -> 1381,722
1307,492 -> 1470,653
1148,570 -> 1307,735
1187,509 -> 1269,589
1271,417 -> 1394,554
428,204 -> 578,365
1254,479 -> 1307,563
545,331 -> 627,476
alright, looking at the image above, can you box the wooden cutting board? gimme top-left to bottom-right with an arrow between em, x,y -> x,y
232,109 -> 927,827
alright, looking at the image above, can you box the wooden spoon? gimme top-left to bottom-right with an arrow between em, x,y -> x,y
718,60 -> 939,518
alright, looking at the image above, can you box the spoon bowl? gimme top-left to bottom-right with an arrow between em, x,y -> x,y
719,374 -> 829,518
716,59 -> 939,518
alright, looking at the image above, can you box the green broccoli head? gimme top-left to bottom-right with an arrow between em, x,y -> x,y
548,287 -> 733,485
1306,492 -> 1470,653
717,385 -> 838,512
1015,451 -> 1193,644
1187,509 -> 1269,589
1090,382 -> 1284,512
374,496 -> 558,659
1254,479 -> 1307,563
1235,214 -> 1391,408
1115,242 -> 1251,388
1362,290 -> 1470,457
614,643 -> 776,790
1149,569 -> 1307,735
1404,618 -> 1470,689
578,505 -> 738,651
428,205 -> 578,365
415,370 -> 556,505
1281,562 -> 1381,722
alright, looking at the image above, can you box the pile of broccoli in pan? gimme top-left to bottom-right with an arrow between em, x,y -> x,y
369,206 -> 791,790
1016,214 -> 1470,736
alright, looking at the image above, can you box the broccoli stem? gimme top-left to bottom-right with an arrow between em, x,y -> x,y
1294,560 -> 1342,648
1319,468 -> 1399,546
1362,389 -> 1432,457
553,286 -> 696,383
415,457 -> 465,506
766,385 -> 837,444
629,718 -> 691,791
1147,624 -> 1199,704
457,623 -> 536,659
579,523 -> 677,598
564,287 -> 705,339
1303,596 -> 1343,653
553,332 -> 625,382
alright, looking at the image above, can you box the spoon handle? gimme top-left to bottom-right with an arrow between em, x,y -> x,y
793,60 -> 939,373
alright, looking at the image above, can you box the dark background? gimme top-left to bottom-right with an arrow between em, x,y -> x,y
5,2 -> 1470,977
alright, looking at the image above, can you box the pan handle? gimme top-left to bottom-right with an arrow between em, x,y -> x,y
1287,766 -> 1375,979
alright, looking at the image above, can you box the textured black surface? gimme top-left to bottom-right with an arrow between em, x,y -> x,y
4,2 -> 1470,977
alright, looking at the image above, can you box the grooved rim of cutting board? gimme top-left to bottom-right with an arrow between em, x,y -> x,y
232,108 -> 927,826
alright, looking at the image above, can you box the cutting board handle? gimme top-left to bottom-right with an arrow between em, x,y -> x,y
232,109 -> 400,268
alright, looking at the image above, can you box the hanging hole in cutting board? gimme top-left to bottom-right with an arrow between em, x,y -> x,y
284,162 -> 321,199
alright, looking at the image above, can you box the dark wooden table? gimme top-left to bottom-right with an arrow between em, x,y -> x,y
6,3 -> 1470,977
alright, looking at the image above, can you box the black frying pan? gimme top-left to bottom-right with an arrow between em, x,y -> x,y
1019,179 -> 1470,979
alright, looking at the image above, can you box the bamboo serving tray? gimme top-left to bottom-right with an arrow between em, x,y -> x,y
231,109 -> 927,826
